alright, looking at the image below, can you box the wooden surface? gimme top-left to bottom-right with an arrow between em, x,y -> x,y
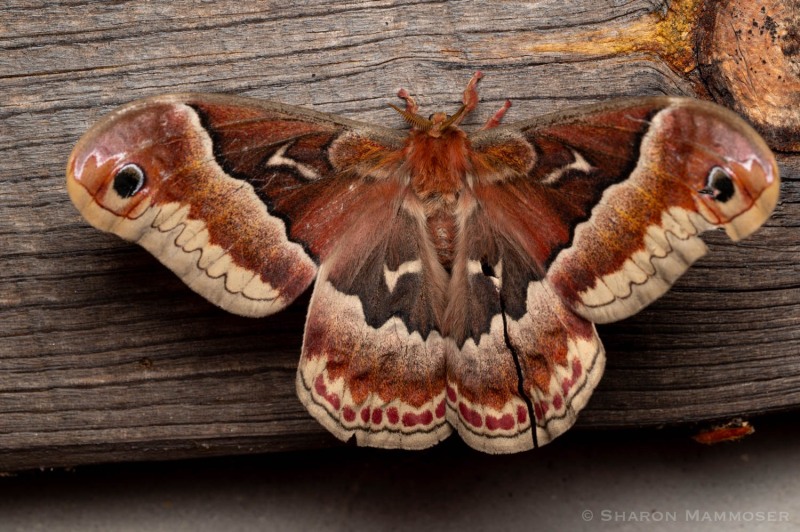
1,0 -> 798,471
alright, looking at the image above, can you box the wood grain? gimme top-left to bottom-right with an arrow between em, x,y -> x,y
1,0 -> 798,471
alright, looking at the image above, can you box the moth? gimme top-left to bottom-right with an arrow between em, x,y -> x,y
66,72 -> 779,454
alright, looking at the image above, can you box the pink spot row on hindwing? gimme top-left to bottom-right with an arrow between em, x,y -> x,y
317,372 -> 448,429
450,385 -> 529,433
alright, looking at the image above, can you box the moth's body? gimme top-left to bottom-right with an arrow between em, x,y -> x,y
66,73 -> 779,454
406,128 -> 469,273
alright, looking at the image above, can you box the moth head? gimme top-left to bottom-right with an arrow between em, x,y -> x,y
389,104 -> 468,138
389,100 -> 474,140
388,73 -> 485,138
67,97 -> 203,240
654,101 -> 781,241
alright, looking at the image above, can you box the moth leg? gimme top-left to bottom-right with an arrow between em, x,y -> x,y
480,100 -> 512,130
396,88 -> 420,115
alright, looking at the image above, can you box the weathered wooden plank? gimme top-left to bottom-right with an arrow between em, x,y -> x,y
699,0 -> 800,150
0,0 -> 798,471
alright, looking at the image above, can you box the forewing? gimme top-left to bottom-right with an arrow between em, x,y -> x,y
67,94 -> 403,317
470,97 -> 779,324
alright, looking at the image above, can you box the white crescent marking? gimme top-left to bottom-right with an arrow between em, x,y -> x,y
383,259 -> 423,293
266,143 -> 320,180
541,149 -> 593,185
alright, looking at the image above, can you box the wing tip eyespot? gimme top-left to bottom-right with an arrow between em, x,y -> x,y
112,163 -> 147,199
699,166 -> 735,203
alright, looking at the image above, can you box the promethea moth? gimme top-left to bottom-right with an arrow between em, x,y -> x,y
66,72 -> 779,454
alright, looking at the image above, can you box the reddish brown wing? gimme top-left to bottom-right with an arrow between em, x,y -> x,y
67,94 -> 453,449
471,97 -> 779,324
161,98 -> 453,448
67,94 -> 404,317
441,195 -> 604,452
297,201 -> 453,449
455,97 -> 779,449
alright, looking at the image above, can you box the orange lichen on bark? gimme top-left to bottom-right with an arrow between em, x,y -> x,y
483,0 -> 705,73
472,0 -> 798,152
